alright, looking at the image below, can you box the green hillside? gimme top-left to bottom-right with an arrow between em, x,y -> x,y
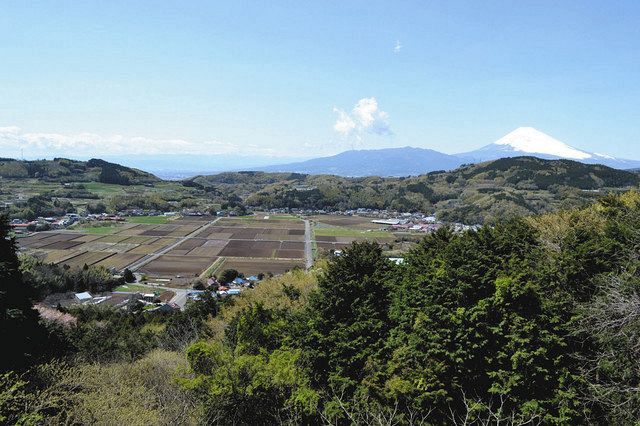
0,157 -> 159,185
187,157 -> 640,223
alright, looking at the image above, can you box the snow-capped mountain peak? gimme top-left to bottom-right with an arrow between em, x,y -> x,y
493,127 -> 592,160
459,127 -> 640,169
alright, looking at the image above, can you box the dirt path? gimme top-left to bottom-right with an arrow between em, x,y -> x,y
125,217 -> 221,272
304,219 -> 313,269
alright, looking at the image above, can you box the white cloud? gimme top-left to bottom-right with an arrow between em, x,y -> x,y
353,98 -> 379,127
332,97 -> 392,139
0,126 -> 282,158
394,40 -> 402,53
0,126 -> 20,134
332,107 -> 357,135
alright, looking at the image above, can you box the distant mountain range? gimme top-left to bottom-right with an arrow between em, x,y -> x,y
254,127 -> 640,177
95,154 -> 306,180
257,147 -> 468,176
4,127 -> 639,179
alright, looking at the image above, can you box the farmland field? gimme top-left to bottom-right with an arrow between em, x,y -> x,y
95,253 -> 145,270
310,214 -> 397,255
139,255 -> 217,278
314,227 -> 392,238
309,215 -> 385,229
73,225 -> 120,234
215,258 -> 304,276
18,214 -> 312,284
126,216 -> 172,224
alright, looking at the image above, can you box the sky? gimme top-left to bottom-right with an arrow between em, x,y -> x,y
1,0 -> 639,160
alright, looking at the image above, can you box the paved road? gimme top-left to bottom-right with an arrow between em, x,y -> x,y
304,219 -> 313,269
125,217 -> 221,272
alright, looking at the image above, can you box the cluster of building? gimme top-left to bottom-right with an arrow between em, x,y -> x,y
39,289 -> 180,313
258,207 -> 482,233
381,217 -> 480,233
10,213 -> 81,233
212,275 -> 261,297
185,275 -> 263,301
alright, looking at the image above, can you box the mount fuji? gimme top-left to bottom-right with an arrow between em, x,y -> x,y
460,127 -> 640,169
235,127 -> 640,177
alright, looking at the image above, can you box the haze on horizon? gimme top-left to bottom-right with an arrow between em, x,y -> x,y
1,1 -> 639,161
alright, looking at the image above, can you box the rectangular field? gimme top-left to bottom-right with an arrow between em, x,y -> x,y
139,255 -> 217,278
310,215 -> 384,230
126,216 -> 171,224
62,251 -> 115,268
215,218 -> 304,229
95,253 -> 145,270
216,258 -> 304,276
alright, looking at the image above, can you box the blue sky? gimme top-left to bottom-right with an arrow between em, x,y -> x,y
1,0 -> 639,159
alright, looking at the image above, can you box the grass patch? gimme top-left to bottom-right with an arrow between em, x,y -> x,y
127,216 -> 171,224
74,225 -> 120,234
114,283 -> 158,293
200,257 -> 225,279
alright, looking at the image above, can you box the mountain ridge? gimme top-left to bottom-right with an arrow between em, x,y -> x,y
0,157 -> 159,185
251,127 -> 640,177
460,127 -> 640,170
189,156 -> 640,224
255,146 -> 470,177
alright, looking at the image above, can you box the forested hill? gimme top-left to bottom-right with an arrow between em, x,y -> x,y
187,156 -> 640,223
0,157 -> 159,185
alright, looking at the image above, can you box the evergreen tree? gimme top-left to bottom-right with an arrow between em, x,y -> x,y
0,215 -> 46,371
123,268 -> 135,283
305,241 -> 394,395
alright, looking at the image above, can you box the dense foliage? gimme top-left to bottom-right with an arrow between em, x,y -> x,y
5,192 -> 640,424
0,215 -> 52,372
180,191 -> 640,424
19,255 -> 124,299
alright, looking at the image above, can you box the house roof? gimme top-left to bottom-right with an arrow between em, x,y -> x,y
75,292 -> 92,301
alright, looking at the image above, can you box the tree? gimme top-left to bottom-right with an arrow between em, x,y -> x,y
219,269 -> 239,284
123,268 -> 135,283
86,202 -> 107,214
192,279 -> 206,290
226,303 -> 287,355
184,342 -> 318,424
0,215 -> 47,371
382,222 -> 578,422
304,242 -> 394,398
162,293 -> 218,351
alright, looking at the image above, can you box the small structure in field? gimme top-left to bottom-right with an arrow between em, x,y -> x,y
74,292 -> 92,303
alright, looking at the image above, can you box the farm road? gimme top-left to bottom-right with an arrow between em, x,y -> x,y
304,219 -> 313,269
126,217 -> 221,272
